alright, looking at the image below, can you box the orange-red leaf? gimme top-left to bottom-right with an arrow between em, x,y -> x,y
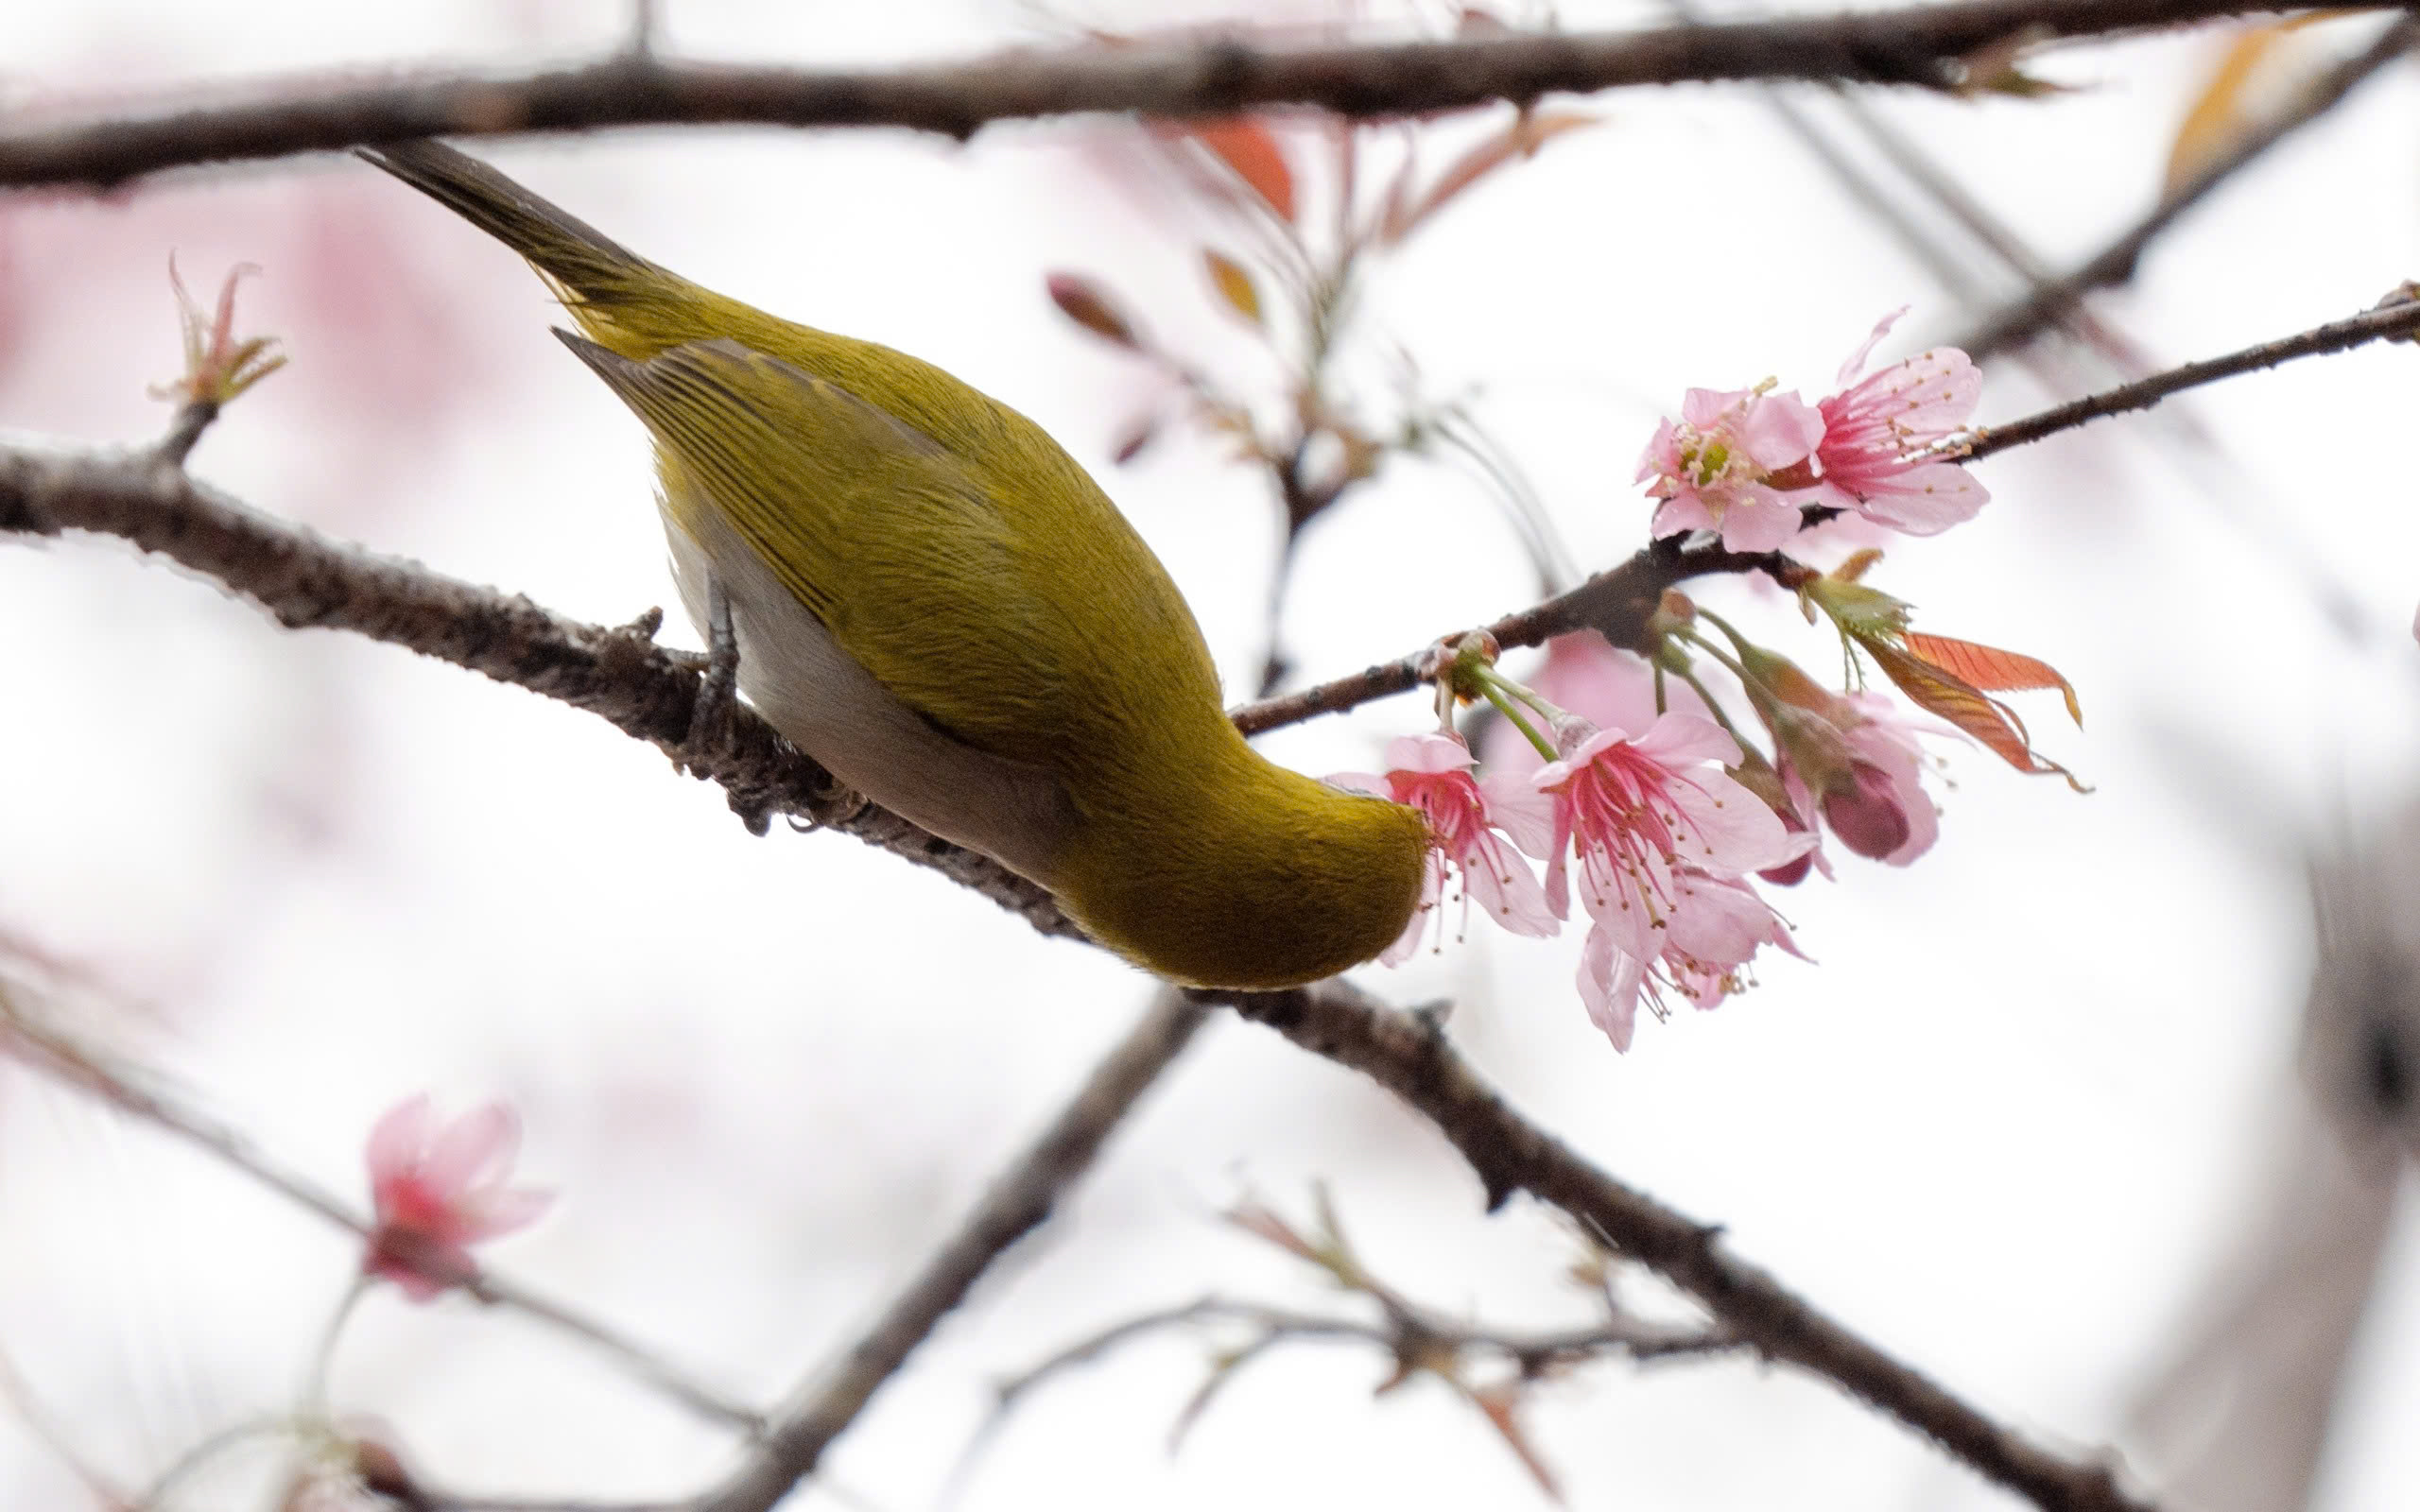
1187,117 -> 1295,222
1865,640 -> 2085,791
1382,109 -> 1599,244
1899,632 -> 2083,726
1202,249 -> 1263,327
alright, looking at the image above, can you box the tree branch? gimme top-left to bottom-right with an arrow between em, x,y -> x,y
1962,296 -> 2420,458
0,1 -> 2393,191
1955,15 -> 2420,360
1230,541 -> 1790,734
696,991 -> 1211,1512
1205,980 -> 2152,1512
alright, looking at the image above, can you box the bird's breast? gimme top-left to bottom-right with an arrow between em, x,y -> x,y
665,509 -> 1079,886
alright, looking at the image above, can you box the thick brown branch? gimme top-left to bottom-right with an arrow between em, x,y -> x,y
0,439 -> 1076,940
697,991 -> 1211,1512
0,1 -> 2394,190
1208,981 -> 2153,1512
1956,15 -> 2420,360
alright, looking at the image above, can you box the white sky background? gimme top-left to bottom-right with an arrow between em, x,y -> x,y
0,1 -> 2417,1509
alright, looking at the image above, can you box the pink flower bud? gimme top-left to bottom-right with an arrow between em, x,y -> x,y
1819,761 -> 1914,860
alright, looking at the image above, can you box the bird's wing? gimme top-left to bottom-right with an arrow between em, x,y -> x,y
562,334 -> 1065,762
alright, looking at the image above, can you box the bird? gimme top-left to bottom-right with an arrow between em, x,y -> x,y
357,139 -> 1427,989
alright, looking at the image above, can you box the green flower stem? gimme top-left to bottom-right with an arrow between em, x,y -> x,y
1480,680 -> 1559,762
1690,606 -> 1761,663
301,1275 -> 371,1418
1667,653 -> 1760,756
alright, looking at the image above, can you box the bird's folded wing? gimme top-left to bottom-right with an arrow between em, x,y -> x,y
562,335 -> 1067,764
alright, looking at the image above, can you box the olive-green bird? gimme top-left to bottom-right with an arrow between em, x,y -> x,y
359,140 -> 1426,988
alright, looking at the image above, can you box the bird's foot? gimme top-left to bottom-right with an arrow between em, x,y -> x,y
677,574 -> 742,779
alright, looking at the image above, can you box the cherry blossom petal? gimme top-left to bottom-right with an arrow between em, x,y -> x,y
1709,490 -> 1806,552
1577,919 -> 1643,1053
1835,305 -> 1909,385
1628,713 -> 1741,769
1478,769 -> 1557,856
420,1104 -> 518,1195
365,1095 -> 435,1184
1843,462 -> 1988,534
1734,391 -> 1825,470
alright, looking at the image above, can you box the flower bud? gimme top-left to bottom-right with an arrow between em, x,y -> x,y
1820,760 -> 1913,860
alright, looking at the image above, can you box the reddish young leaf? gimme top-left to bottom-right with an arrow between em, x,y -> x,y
1899,631 -> 2083,726
1864,639 -> 2085,791
1110,410 -> 1160,465
1187,117 -> 1296,222
1202,249 -> 1264,327
1222,1199 -> 1319,1262
1046,272 -> 1140,350
1464,1383 -> 1566,1504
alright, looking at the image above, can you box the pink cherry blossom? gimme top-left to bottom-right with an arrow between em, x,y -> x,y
362,1094 -> 551,1301
1331,732 -> 1557,963
1806,309 -> 1986,535
1578,868 -> 1800,1052
1532,714 -> 1805,956
1637,386 -> 1825,552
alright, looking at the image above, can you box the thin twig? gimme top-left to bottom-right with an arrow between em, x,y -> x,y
1962,297 -> 2420,458
694,990 -> 1212,1512
0,980 -> 769,1437
0,1 -> 2392,190
1228,540 -> 1791,734
1957,15 -> 2420,360
1200,980 -> 2155,1512
972,1289 -> 1738,1443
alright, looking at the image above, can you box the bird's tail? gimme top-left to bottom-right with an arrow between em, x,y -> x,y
356,139 -> 675,347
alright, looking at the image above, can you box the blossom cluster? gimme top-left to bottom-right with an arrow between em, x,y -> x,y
1337,310 -> 2080,1052
1340,639 -> 1821,1052
1638,309 -> 1986,551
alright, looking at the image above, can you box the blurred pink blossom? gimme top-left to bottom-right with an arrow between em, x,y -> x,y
1638,386 -> 1825,551
363,1094 -> 551,1301
1332,732 -> 1557,963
